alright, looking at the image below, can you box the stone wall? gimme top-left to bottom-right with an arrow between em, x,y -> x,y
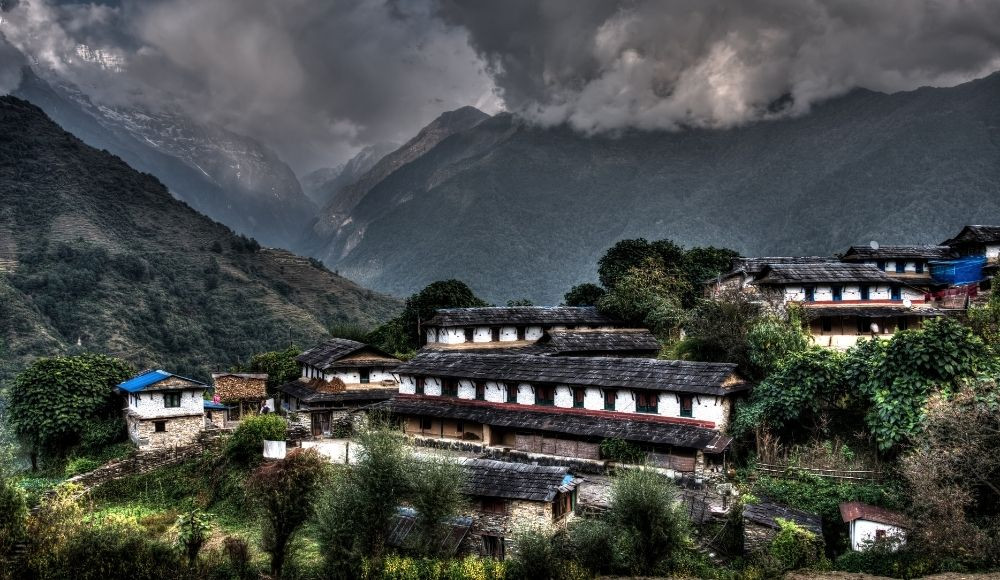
743,520 -> 775,553
461,498 -> 559,557
128,413 -> 204,448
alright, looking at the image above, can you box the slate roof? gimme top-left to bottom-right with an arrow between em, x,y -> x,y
394,352 -> 746,396
721,256 -> 839,279
754,263 -> 895,285
379,396 -> 733,452
802,306 -> 954,318
942,225 -> 1000,246
276,378 -> 396,405
425,306 -> 621,328
117,370 -> 208,393
840,502 -> 910,529
532,329 -> 661,356
840,245 -> 955,261
388,507 -> 471,555
211,373 -> 269,380
744,499 -> 823,536
296,339 -> 400,371
458,458 -> 579,502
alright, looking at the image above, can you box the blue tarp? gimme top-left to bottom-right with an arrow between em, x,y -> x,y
204,401 -> 229,410
929,256 -> 987,286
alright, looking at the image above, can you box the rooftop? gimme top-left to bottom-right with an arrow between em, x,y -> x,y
211,373 -> 269,380
801,305 -> 957,318
942,225 -> 1000,246
387,507 -> 471,555
117,369 -> 207,393
840,245 -> 955,261
458,458 -> 580,502
531,329 -> 661,356
380,395 -> 733,452
276,378 -> 397,405
744,499 -> 823,536
394,352 -> 747,396
720,256 -> 840,279
840,502 -> 910,529
425,306 -> 622,328
754,263 -> 896,285
296,339 -> 400,371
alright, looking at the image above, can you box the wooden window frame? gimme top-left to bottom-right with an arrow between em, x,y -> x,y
163,392 -> 181,408
895,261 -> 905,273
680,395 -> 694,418
464,328 -> 474,342
475,381 -> 486,401
831,286 -> 842,301
420,417 -> 433,431
535,385 -> 555,406
516,327 -> 526,341
860,285 -> 870,300
481,498 -> 506,514
821,317 -> 833,333
482,534 -> 505,560
491,327 -> 501,342
506,383 -> 518,403
153,420 -> 167,433
441,378 -> 459,398
359,368 -> 370,384
915,262 -> 924,273
572,388 -> 585,408
604,389 -> 617,411
636,391 -> 658,413
415,377 -> 425,395
891,286 -> 902,301
804,286 -> 815,302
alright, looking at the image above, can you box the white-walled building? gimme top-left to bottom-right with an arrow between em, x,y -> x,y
840,502 -> 910,551
839,244 -> 955,281
422,306 -> 624,349
116,370 -> 209,449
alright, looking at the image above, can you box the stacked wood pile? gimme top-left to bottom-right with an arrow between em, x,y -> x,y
212,373 -> 267,402
315,377 -> 346,393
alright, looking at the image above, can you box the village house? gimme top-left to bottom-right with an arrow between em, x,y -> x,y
708,256 -> 840,293
839,244 -> 955,281
742,499 -> 824,553
116,370 -> 209,449
422,306 -> 625,349
386,351 -> 746,475
523,328 -> 661,358
210,372 -> 268,423
277,338 -> 401,437
840,502 -> 910,551
942,224 -> 1000,264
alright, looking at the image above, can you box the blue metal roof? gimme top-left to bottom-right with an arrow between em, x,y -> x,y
117,369 -> 208,392
204,401 -> 229,410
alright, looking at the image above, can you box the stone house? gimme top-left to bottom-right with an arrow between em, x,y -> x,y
743,499 -> 824,553
840,502 -> 910,551
116,370 -> 209,449
277,338 -> 401,437
942,224 -> 1000,264
210,372 -> 268,421
457,458 -> 581,559
386,352 -> 745,475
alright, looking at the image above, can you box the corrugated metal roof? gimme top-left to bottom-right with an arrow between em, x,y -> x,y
425,306 -> 622,328
117,370 -> 207,392
204,401 -> 229,410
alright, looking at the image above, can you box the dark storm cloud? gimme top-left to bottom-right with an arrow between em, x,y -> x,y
438,0 -> 1000,132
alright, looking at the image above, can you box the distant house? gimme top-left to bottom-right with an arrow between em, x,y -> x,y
743,499 -> 824,553
116,370 -> 209,449
211,372 -> 268,422
525,328 -> 661,358
840,502 -> 910,551
708,256 -> 840,293
839,245 -> 954,281
422,306 -> 625,349
386,351 -> 745,474
277,339 -> 401,437
457,458 -> 581,559
942,225 -> 1000,264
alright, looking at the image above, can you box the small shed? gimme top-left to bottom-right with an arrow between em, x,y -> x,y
743,499 -> 824,553
840,502 -> 909,551
211,373 -> 268,420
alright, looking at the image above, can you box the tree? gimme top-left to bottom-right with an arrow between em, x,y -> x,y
506,298 -> 534,306
225,414 -> 287,467
247,448 -> 328,577
241,345 -> 301,394
597,238 -> 685,289
8,354 -> 133,468
597,259 -> 687,340
368,280 -> 488,354
605,468 -> 688,574
175,509 -> 210,565
409,458 -> 466,556
563,283 -> 606,307
679,246 -> 740,307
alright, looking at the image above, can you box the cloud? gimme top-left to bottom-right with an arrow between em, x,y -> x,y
1,0 -> 500,173
439,0 -> 1000,132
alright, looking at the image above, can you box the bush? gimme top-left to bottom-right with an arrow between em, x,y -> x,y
0,478 -> 27,579
225,414 -> 287,465
606,468 -> 687,574
506,527 -> 560,580
599,438 -> 646,464
362,554 -> 506,580
767,518 -> 826,572
44,521 -> 184,580
64,457 -> 101,477
834,543 -> 938,578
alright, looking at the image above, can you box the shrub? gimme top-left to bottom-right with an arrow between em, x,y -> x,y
834,542 -> 938,578
506,527 -> 559,580
606,468 -> 687,574
48,521 -> 184,580
566,517 -> 619,574
176,509 -> 211,565
361,555 -> 506,580
225,414 -> 287,465
767,518 -> 825,572
64,457 -> 101,477
0,478 -> 27,579
599,438 -> 646,464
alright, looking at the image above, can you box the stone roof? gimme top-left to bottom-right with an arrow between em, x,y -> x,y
425,306 -> 621,328
942,225 -> 1000,246
839,502 -> 910,529
801,305 -> 956,318
395,352 -> 746,396
532,329 -> 661,356
379,395 -> 733,452
721,256 -> 839,279
744,499 -> 823,536
458,458 -> 579,502
388,507 -> 471,555
296,339 -> 400,371
276,378 -> 396,405
754,263 -> 895,285
840,245 -> 955,261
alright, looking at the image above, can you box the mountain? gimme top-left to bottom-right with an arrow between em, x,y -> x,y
11,68 -> 316,249
307,106 -> 490,259
302,141 -> 399,206
0,96 -> 400,381
304,73 -> 1000,305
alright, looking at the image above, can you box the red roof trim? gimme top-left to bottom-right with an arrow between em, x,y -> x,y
839,502 -> 910,528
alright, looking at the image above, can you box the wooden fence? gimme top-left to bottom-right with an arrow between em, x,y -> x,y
754,462 -> 881,482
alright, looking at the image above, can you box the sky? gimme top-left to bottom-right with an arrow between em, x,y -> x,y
2,0 -> 1000,175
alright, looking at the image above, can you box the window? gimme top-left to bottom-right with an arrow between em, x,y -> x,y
535,385 -> 554,406
464,328 -> 474,342
415,377 -> 425,395
876,260 -> 886,271
359,369 -> 370,384
475,382 -> 486,401
821,317 -> 833,333
481,498 -> 506,514
680,396 -> 694,418
891,287 -> 902,301
860,285 -> 870,300
915,262 -> 924,273
804,286 -> 815,302
553,491 -> 574,521
832,286 -> 842,301
573,388 -> 585,408
875,529 -> 887,541
441,379 -> 458,397
456,421 -> 465,434
857,317 -> 871,334
898,316 -> 909,331
516,327 -> 526,341
164,392 -> 181,408
420,418 -> 433,431
491,327 -> 501,341
506,383 -> 519,403
604,389 -> 617,411
895,261 -> 905,273
154,421 -> 166,433
482,534 -> 505,559
637,392 -> 658,413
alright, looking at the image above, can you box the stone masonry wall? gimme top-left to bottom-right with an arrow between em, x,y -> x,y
129,414 -> 204,448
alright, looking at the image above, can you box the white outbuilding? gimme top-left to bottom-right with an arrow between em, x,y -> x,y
840,501 -> 910,551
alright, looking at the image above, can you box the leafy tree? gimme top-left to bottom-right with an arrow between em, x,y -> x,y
563,282 -> 606,307
368,280 -> 488,354
680,246 -> 740,306
247,448 -> 328,577
175,509 -> 211,565
597,238 -> 685,289
8,354 -> 133,468
225,414 -> 287,466
241,345 -> 301,393
506,527 -> 561,580
605,468 -> 688,574
409,458 -> 466,556
597,259 -> 687,340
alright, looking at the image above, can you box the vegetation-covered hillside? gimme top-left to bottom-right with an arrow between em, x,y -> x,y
0,96 -> 400,381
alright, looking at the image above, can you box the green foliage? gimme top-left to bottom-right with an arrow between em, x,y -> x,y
562,283 -> 606,307
505,527 -> 561,580
176,509 -> 212,564
37,520 -> 184,580
834,543 -> 939,578
605,468 -> 688,574
247,448 -> 328,577
597,259 -> 687,339
505,298 -> 534,306
361,554 -> 507,580
409,458 -> 466,557
64,457 -> 101,477
240,345 -> 302,393
225,414 -> 287,466
8,353 -> 133,461
598,438 -> 646,464
966,280 -> 1000,351
565,517 -> 620,575
368,280 -> 488,353
0,478 -> 27,578
680,246 -> 740,306
766,518 -> 826,573
598,238 -> 685,289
